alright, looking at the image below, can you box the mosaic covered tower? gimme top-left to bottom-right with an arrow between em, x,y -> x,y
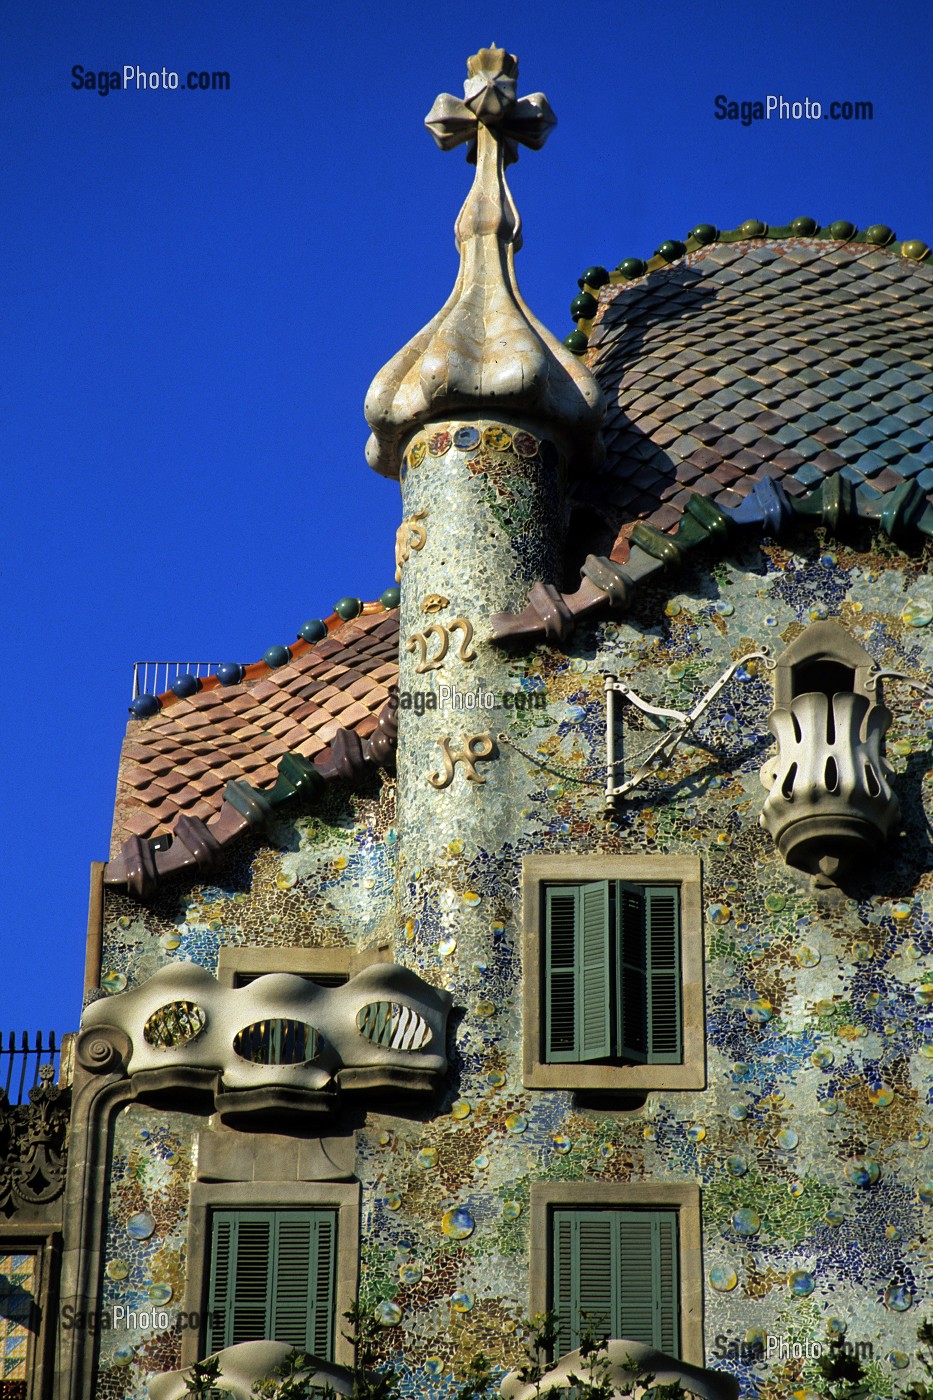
4,42 -> 933,1400
364,44 -> 604,987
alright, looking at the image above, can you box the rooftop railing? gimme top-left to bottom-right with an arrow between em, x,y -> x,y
132,661 -> 227,699
0,1031 -> 67,1105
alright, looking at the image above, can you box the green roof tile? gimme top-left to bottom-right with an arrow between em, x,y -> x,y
571,225 -> 933,554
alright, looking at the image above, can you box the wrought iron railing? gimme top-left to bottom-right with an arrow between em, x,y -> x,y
0,1031 -> 64,1105
132,661 -> 230,699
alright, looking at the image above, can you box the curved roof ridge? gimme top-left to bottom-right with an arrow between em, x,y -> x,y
563,219 -> 931,356
130,588 -> 400,717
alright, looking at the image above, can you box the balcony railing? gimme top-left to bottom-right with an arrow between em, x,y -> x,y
132,661 -> 231,699
0,1031 -> 66,1105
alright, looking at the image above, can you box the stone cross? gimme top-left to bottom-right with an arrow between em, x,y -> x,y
424,46 -> 556,167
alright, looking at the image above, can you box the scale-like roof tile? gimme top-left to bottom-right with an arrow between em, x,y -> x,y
111,606 -> 400,853
569,235 -> 933,547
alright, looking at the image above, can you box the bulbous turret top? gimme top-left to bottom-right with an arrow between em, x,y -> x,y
364,47 -> 604,481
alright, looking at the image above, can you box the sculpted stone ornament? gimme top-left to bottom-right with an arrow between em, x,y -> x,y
759,621 -> 899,888
394,508 -> 429,581
406,617 -> 477,672
501,1340 -> 738,1400
423,45 -> 556,167
0,1064 -> 70,1214
149,1343 -> 353,1400
365,47 -> 603,480
421,594 -> 450,613
428,732 -> 496,788
78,962 -> 452,1118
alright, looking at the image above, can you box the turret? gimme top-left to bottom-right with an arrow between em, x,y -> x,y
364,48 -> 604,988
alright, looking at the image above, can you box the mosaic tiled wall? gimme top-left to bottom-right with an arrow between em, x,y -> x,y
92,535 -> 933,1399
94,1105 -> 200,1400
0,1251 -> 36,1392
98,786 -> 397,994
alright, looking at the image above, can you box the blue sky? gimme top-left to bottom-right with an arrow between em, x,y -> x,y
2,0 -> 931,1036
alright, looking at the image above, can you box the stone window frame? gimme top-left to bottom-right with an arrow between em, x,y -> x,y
181,1180 -> 360,1368
528,1181 -> 705,1367
217,944 -> 391,988
522,855 -> 705,1091
0,1229 -> 60,1400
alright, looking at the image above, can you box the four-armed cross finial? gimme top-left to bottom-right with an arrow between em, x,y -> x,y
425,46 -> 556,166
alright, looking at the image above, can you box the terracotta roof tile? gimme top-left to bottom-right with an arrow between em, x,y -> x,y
148,771 -> 187,795
122,809 -> 161,839
264,716 -> 296,739
174,786 -> 202,809
123,764 -> 156,789
248,679 -> 280,700
223,693 -> 262,715
112,606 -> 399,851
295,736 -> 327,758
173,710 -> 212,731
274,695 -> 304,717
238,755 -> 268,773
316,718 -> 343,745
176,758 -> 210,779
121,742 -> 151,762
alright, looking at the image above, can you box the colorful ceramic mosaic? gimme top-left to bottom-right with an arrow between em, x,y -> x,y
0,1253 -> 36,1384
78,46 -> 933,1400
92,519 -> 933,1400
94,1107 -> 198,1399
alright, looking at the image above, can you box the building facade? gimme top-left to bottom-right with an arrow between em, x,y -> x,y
4,44 -> 933,1400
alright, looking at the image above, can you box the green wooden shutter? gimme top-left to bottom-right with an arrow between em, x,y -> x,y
271,1213 -> 336,1354
617,883 -> 648,1062
552,1209 -> 576,1357
617,1211 -> 679,1352
310,1212 -> 337,1358
654,1212 -> 679,1354
615,1212 -> 656,1343
220,1215 -> 273,1348
545,883 -> 611,1062
206,1210 -> 336,1358
579,883 -> 612,1061
545,888 -> 579,1062
645,887 -> 682,1063
552,1210 -> 616,1353
552,1210 -> 679,1356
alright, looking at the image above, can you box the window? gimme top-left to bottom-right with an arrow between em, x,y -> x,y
217,946 -> 389,990
553,1209 -> 678,1355
529,1183 -> 703,1366
0,1236 -> 57,1400
523,856 -> 704,1091
233,971 -> 348,989
182,1182 -> 359,1369
545,882 -> 680,1065
0,1250 -> 36,1400
205,1210 -> 335,1357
